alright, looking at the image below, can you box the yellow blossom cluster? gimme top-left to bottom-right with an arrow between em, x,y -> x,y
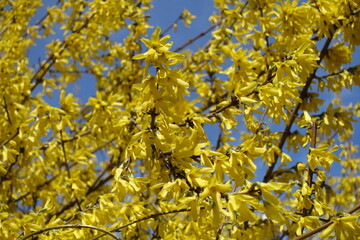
0,0 -> 360,239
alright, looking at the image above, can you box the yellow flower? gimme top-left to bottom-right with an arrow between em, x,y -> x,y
133,27 -> 183,74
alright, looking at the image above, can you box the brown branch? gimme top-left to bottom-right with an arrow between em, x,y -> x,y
255,107 -> 269,134
294,202 -> 360,240
308,121 -> 317,188
129,117 -> 142,131
14,175 -> 59,203
205,96 -> 239,119
86,159 -> 119,195
198,92 -> 228,114
59,128 -> 83,212
3,96 -> 12,125
19,224 -> 119,240
22,13 -> 95,104
314,64 -> 360,81
160,14 -> 182,38
90,208 -> 190,240
0,128 -> 19,149
259,6 -> 270,50
263,35 -> 333,183
45,174 -> 112,224
0,149 -> 21,185
22,0 -> 62,39
202,1 -> 248,51
0,129 -> 20,184
45,159 -> 116,224
262,6 -> 360,182
45,128 -> 129,222
216,221 -> 227,240
215,125 -> 223,150
302,120 -> 317,217
62,128 -> 92,143
174,23 -> 218,52
91,138 -> 116,154
150,202 -> 169,221
59,129 -> 70,178
176,84 -> 261,128
39,128 -> 113,154
195,66 -> 269,119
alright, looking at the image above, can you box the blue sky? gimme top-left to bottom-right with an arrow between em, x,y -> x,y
28,0 -> 360,180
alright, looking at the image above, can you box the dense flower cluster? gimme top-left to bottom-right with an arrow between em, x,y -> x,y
0,0 -> 360,239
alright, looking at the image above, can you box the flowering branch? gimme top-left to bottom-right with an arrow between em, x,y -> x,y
294,202 -> 360,240
91,208 -> 190,240
19,224 -> 120,240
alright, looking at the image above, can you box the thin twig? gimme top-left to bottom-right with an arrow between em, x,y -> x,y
0,128 -> 19,149
308,121 -> 317,188
3,96 -> 12,126
63,128 -> 92,143
205,96 -> 239,119
216,221 -> 226,240
150,202 -> 169,221
174,24 -> 218,52
294,202 -> 360,240
59,128 -> 83,211
90,209 -> 190,240
14,175 -> 59,203
160,14 -> 182,38
215,125 -> 223,150
129,117 -> 142,131
255,107 -> 269,134
22,13 -> 95,104
22,0 -> 62,39
19,224 -> 119,240
45,160 -> 116,224
302,120 -> 317,217
59,129 -> 70,178
262,6 -> 360,182
263,35 -> 333,183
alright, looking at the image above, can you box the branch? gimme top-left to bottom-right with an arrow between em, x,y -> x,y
174,23 -> 218,52
262,6 -> 360,182
307,121 -> 317,188
201,1 -> 248,51
263,35 -> 333,182
44,153 -> 123,224
216,221 -> 227,240
59,128 -> 83,211
0,128 -> 19,149
294,202 -> 360,240
160,14 -> 182,38
14,175 -> 59,203
59,129 -> 70,178
0,0 -> 61,38
314,64 -> 360,82
62,128 -> 93,143
205,96 -> 239,119
45,169 -> 114,224
22,0 -> 62,39
21,13 -> 96,104
90,208 -> 190,240
19,224 -> 119,240
255,107 -> 269,134
3,96 -> 12,125
302,120 -> 317,217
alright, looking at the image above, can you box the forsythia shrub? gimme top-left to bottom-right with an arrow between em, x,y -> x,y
0,0 -> 360,239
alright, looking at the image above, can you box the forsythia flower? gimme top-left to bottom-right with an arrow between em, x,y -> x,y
133,27 -> 183,75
